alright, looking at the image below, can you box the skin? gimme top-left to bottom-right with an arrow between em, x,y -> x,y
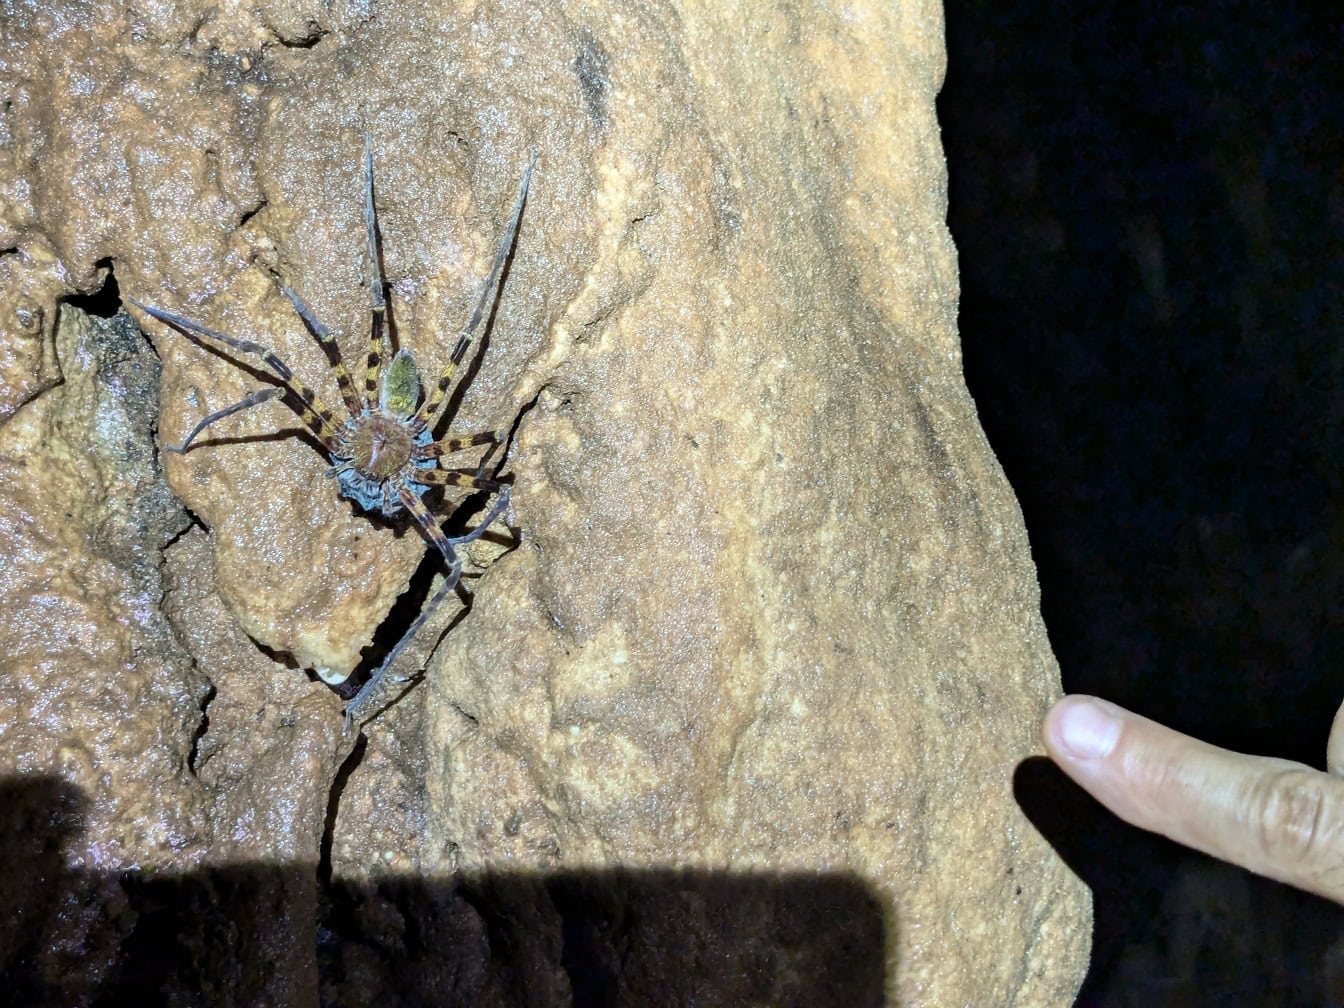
1042,695 -> 1344,904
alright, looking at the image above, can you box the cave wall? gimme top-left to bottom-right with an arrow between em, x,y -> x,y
0,1 -> 1089,1003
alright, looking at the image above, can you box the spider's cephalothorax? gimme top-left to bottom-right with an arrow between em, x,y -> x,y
131,139 -> 536,732
331,349 -> 438,516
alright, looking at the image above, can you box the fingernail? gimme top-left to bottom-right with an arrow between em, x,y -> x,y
1057,697 -> 1122,760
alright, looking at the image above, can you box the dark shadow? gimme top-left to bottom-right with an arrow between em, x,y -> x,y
61,257 -> 122,319
942,0 -> 1344,1002
0,776 -> 88,1005
0,776 -> 888,1007
1014,757 -> 1189,999
169,424 -> 329,458
1012,758 -> 1113,887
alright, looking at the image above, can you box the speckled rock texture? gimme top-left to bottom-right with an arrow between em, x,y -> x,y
0,1 -> 1090,1005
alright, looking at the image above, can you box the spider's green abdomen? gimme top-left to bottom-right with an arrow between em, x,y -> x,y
380,348 -> 421,419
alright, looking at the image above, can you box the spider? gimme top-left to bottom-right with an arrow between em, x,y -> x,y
130,140 -> 535,733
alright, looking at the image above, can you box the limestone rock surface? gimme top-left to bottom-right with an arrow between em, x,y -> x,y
0,0 -> 1089,1004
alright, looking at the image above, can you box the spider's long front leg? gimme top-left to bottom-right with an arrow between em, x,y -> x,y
362,136 -> 387,412
130,299 -> 344,452
281,285 -> 364,420
413,150 -> 537,434
165,387 -> 284,453
342,480 -> 512,733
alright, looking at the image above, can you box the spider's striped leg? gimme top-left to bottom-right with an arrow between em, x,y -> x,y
412,150 -> 537,434
165,387 -> 283,453
342,482 -> 512,733
417,468 -> 502,492
412,430 -> 503,461
362,135 -> 387,411
131,298 -> 344,451
280,285 -> 363,419
444,482 -> 512,548
343,484 -> 463,732
343,574 -> 457,734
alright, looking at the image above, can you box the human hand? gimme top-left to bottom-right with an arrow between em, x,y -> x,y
1042,695 -> 1344,903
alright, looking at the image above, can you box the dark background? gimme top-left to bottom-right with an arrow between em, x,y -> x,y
940,1 -> 1344,1004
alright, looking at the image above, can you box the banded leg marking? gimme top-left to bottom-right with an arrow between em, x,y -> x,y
413,430 -> 502,460
131,298 -> 343,450
342,484 -> 462,733
414,150 -> 537,432
364,135 -> 387,411
281,285 -> 363,419
417,468 -> 501,492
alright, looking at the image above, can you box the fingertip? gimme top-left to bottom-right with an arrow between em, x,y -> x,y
1045,695 -> 1125,762
1327,699 -> 1344,778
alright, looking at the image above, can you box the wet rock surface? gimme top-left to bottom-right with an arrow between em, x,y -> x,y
0,1 -> 1088,1004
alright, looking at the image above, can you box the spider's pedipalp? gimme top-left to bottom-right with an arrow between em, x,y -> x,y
130,298 -> 343,451
414,150 -> 537,433
363,134 -> 387,412
165,386 -> 284,453
281,285 -> 364,419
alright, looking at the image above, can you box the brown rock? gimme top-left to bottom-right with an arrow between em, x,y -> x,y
0,0 -> 1089,1004
0,306 -> 204,867
0,305 -> 201,995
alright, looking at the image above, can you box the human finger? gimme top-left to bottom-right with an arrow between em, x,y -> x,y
1042,695 -> 1344,904
1326,697 -> 1344,778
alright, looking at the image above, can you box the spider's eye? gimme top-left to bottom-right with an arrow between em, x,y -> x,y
380,348 -> 422,419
